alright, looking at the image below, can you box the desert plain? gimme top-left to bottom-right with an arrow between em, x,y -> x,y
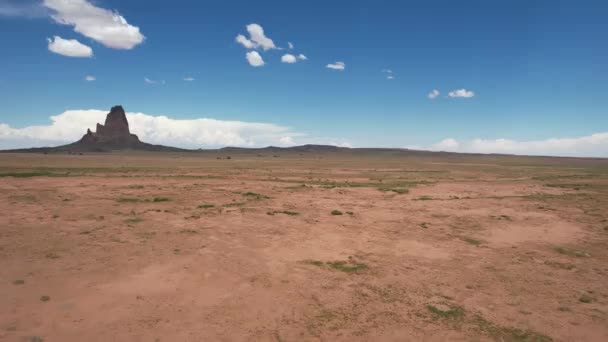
1,150 -> 608,341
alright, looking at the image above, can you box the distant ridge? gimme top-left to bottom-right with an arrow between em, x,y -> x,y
2,106 -> 606,162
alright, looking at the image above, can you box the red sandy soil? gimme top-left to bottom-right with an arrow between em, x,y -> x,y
1,152 -> 607,341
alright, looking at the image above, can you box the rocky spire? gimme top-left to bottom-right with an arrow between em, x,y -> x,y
76,105 -> 141,147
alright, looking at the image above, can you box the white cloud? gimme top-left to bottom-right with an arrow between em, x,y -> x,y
235,23 -> 276,50
288,42 -> 294,49
326,61 -> 345,71
387,75 -> 395,80
144,78 -> 165,85
428,89 -> 440,99
0,109 -> 307,149
297,54 -> 307,61
47,36 -> 92,57
281,54 -> 297,64
448,88 -> 475,98
43,0 -> 145,50
246,51 -> 264,67
84,75 -> 95,81
432,138 -> 460,151
235,34 -> 256,49
183,77 -> 195,81
381,69 -> 392,73
413,133 -> 608,157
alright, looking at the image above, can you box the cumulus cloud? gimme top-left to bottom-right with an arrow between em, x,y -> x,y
246,51 -> 264,67
235,34 -> 256,49
43,0 -> 145,50
84,75 -> 95,81
387,75 -> 395,80
235,23 -> 276,50
326,61 -> 345,71
428,89 -> 440,99
281,54 -> 297,64
0,109 -> 307,149
297,54 -> 307,61
411,133 -> 608,157
183,77 -> 195,81
448,88 -> 475,98
47,36 -> 92,57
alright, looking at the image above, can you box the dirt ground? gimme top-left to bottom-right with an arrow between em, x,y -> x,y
1,151 -> 608,341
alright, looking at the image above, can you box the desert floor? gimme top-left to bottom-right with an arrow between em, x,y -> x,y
1,151 -> 608,341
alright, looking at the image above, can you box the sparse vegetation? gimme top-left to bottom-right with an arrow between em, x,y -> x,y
462,237 -> 482,246
303,259 -> 324,267
416,196 -> 434,200
267,210 -> 299,216
331,210 -> 343,215
553,246 -> 589,257
40,295 -> 50,302
579,295 -> 594,303
326,260 -> 368,273
471,314 -> 552,342
302,259 -> 368,273
117,197 -> 142,203
197,204 -> 215,209
0,172 -> 66,178
224,202 -> 246,207
544,260 -> 575,270
242,192 -> 270,199
379,187 -> 409,194
125,217 -> 143,224
180,229 -> 199,234
117,197 -> 170,203
427,303 -> 465,320
152,197 -> 169,202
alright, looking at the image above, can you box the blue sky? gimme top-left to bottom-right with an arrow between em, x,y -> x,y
0,0 -> 607,155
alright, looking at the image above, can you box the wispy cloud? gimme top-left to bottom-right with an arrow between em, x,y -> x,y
288,42 -> 294,49
246,51 -> 264,67
0,0 -> 48,18
84,75 -> 95,81
297,54 -> 307,61
326,61 -> 345,71
144,78 -> 165,85
43,0 -> 145,50
428,89 -> 440,99
382,69 -> 395,80
47,36 -> 93,57
448,88 -> 475,98
183,77 -> 195,81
